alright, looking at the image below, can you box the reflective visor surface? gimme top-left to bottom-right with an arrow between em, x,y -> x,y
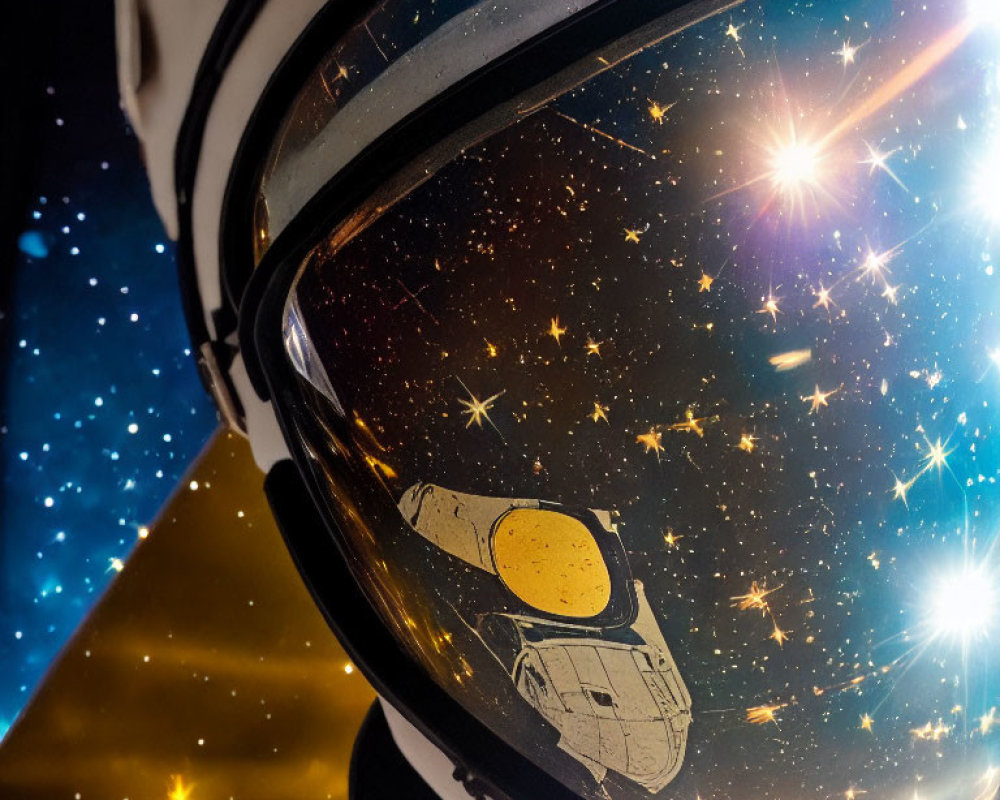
253,0 -> 541,259
281,1 -> 1000,798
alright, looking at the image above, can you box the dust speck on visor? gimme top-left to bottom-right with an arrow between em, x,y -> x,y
272,1 -> 1000,798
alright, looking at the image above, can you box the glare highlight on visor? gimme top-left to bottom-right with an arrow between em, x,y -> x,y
928,567 -> 996,643
969,0 -> 1000,28
972,143 -> 1000,223
769,139 -> 821,194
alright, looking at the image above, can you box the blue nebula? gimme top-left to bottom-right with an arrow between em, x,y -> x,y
17,230 -> 49,259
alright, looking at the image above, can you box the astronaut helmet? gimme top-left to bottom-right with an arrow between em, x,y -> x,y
121,0 -> 1000,798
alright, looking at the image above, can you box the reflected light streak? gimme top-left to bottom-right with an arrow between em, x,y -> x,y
709,12 -> 981,242
974,767 -> 1000,800
719,19 -> 977,219
819,19 -> 975,150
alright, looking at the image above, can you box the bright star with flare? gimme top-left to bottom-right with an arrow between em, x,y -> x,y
802,384 -> 840,414
758,295 -> 782,323
747,703 -> 783,725
861,248 -> 892,281
891,475 -> 916,508
980,707 -> 998,735
923,436 -> 953,472
456,378 -> 505,441
836,39 -> 860,66
636,428 -> 665,460
716,117 -> 837,223
969,0 -> 1000,27
971,142 -> 1000,222
770,139 -> 821,195
590,401 -> 609,424
928,566 -> 996,643
862,142 -> 907,191
813,284 -> 833,311
547,316 -> 567,345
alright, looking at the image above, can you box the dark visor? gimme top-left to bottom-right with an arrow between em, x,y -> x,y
245,1 -> 1000,798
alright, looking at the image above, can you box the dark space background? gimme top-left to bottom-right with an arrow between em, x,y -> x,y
0,1 -> 215,738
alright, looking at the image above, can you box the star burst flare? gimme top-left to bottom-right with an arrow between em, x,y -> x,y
926,565 -> 996,644
456,378 -> 506,441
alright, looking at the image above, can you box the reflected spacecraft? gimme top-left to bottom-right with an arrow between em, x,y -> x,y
398,482 -> 692,793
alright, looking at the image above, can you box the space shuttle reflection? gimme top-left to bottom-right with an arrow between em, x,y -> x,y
398,482 -> 692,794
